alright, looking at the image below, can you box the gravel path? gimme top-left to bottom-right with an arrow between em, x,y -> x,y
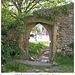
15,60 -> 52,66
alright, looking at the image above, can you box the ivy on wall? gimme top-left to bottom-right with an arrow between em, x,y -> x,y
60,3 -> 71,15
16,26 -> 25,34
36,12 -> 56,20
36,3 -> 71,20
37,12 -> 56,20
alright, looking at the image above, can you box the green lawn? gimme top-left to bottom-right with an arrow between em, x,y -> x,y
1,61 -> 74,73
29,41 -> 49,57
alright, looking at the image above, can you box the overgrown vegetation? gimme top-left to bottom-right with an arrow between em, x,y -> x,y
52,8 -> 58,15
36,12 -> 56,20
52,52 -> 74,66
29,41 -> 49,57
1,6 -> 25,34
1,60 -> 74,73
1,61 -> 32,72
1,41 -> 49,72
2,61 -> 55,72
1,35 -> 23,64
60,3 -> 71,15
68,42 -> 74,50
1,41 -> 74,72
36,3 -> 71,20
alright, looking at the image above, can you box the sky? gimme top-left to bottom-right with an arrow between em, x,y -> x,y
72,0 -> 74,2
67,0 -> 74,2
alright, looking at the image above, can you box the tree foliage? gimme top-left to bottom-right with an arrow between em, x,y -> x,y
1,4 -> 25,34
32,26 -> 40,32
1,0 -> 72,16
1,0 -> 72,32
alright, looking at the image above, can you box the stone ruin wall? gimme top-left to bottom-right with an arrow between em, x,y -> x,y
56,5 -> 74,51
33,3 -> 74,51
7,3 -> 74,52
56,3 -> 74,51
7,28 -> 19,46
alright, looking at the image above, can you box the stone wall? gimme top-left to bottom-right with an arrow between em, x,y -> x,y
33,2 -> 74,51
7,28 -> 19,45
6,2 -> 74,60
56,3 -> 74,51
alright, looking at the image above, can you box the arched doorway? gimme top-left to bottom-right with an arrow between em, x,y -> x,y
21,18 -> 58,61
29,23 -> 50,62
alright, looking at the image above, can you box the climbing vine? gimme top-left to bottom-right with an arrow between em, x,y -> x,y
52,8 -> 58,15
16,26 -> 25,34
60,3 -> 71,15
36,12 -> 56,20
36,3 -> 71,20
7,16 -> 25,34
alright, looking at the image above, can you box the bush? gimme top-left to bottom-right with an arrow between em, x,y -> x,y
68,42 -> 74,50
52,52 -> 74,66
1,35 -> 23,64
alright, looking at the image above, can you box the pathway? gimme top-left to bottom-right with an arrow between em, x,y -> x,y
15,60 -> 52,66
15,44 -> 51,66
14,44 -> 65,73
35,44 -> 50,63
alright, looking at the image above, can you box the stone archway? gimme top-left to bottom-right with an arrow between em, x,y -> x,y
7,3 -> 74,61
20,17 -> 58,60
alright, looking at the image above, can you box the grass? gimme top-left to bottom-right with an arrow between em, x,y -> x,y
1,61 -> 74,73
2,41 -> 50,72
1,61 -> 58,72
29,41 -> 49,57
59,65 -> 74,73
52,52 -> 74,66
1,61 -> 33,72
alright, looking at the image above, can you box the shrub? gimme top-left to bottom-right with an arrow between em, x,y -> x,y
1,35 -> 23,64
52,52 -> 74,66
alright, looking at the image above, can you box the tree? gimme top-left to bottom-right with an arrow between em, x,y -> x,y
1,0 -> 72,47
1,0 -> 71,17
32,26 -> 40,32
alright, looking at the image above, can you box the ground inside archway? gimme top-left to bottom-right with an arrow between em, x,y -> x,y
34,44 -> 50,63
15,43 -> 51,66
